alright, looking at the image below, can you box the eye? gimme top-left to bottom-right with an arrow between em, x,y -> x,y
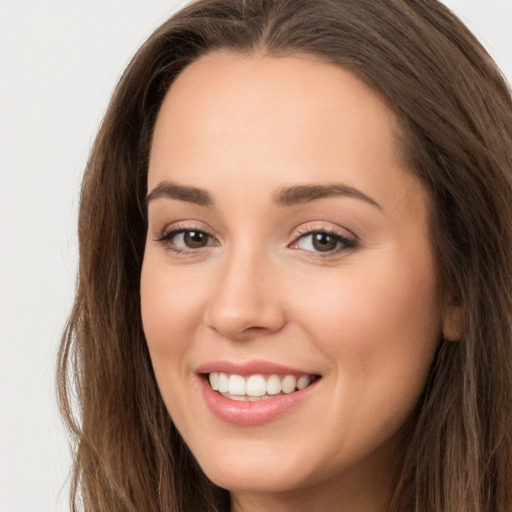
173,230 -> 210,249
291,230 -> 357,254
154,227 -> 217,253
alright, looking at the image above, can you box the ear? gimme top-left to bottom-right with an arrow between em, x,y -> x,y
441,294 -> 463,341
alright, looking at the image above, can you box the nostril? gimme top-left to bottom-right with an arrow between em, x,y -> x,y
245,326 -> 265,333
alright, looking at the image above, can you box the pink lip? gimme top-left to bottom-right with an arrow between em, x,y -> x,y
196,360 -> 321,426
196,359 -> 315,376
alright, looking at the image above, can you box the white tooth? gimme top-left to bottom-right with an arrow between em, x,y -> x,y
247,374 -> 266,396
220,393 -> 262,402
218,372 -> 229,393
229,374 -> 246,395
221,392 -> 247,401
266,374 -> 282,395
297,375 -> 311,390
209,372 -> 219,391
281,375 -> 297,394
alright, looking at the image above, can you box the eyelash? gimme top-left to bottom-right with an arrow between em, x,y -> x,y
154,224 -> 358,257
290,225 -> 358,256
154,224 -> 218,255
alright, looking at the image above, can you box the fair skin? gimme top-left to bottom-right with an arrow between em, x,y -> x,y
141,52 -> 454,511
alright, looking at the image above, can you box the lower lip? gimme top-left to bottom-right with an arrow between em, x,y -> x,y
199,376 -> 319,426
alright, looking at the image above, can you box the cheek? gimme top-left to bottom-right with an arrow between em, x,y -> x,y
294,250 -> 441,409
299,261 -> 438,345
140,255 -> 207,382
311,275 -> 439,354
141,255 -> 205,342
140,256 -> 210,429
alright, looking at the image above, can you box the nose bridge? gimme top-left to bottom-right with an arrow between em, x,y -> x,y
205,240 -> 284,339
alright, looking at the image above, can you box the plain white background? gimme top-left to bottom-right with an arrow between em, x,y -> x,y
0,1 -> 510,511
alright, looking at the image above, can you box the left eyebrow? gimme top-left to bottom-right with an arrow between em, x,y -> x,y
145,180 -> 214,207
273,183 -> 382,210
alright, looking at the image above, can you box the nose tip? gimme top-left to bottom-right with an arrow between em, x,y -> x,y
204,259 -> 286,340
207,304 -> 285,340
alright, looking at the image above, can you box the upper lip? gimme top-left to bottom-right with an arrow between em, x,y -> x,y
196,359 -> 319,376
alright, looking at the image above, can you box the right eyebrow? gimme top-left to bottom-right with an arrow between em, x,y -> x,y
145,180 -> 214,207
274,183 -> 382,210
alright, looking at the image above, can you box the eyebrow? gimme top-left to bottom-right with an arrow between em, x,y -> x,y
274,183 -> 382,209
145,180 -> 214,207
145,180 -> 381,210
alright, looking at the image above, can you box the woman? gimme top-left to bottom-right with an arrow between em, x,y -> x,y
58,0 -> 512,510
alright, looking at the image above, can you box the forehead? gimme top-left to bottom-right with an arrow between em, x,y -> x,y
149,51 -> 425,218
151,52 -> 400,161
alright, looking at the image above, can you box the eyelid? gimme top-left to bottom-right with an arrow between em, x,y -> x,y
289,223 -> 358,255
153,220 -> 215,239
153,221 -> 219,254
151,220 -> 358,257
293,222 -> 356,238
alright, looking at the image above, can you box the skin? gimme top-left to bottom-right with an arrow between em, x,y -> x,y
141,52 -> 455,511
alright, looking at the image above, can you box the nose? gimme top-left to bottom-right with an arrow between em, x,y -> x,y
204,249 -> 286,340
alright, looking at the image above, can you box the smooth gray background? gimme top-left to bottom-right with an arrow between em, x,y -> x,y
1,1 -> 511,511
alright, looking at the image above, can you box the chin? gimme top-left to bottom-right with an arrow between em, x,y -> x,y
203,463 -> 307,495
191,441 -> 314,494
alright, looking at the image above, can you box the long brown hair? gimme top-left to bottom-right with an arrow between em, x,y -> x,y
58,0 -> 512,510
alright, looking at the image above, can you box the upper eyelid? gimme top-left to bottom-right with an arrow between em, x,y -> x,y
292,230 -> 356,246
289,223 -> 359,253
157,227 -> 215,241
292,222 -> 358,240
154,227 -> 218,255
153,220 -> 216,237
152,221 -> 358,245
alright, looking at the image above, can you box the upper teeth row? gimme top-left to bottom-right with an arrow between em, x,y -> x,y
208,372 -> 312,397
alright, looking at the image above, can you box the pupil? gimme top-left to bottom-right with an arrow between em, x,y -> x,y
184,231 -> 207,248
312,233 -> 337,252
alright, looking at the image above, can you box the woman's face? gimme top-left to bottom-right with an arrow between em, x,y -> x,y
141,52 -> 448,507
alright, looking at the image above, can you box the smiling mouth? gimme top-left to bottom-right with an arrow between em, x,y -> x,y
206,372 -> 321,401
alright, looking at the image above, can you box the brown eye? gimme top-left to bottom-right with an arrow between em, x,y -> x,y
183,230 -> 209,248
155,228 -> 215,252
291,230 -> 357,254
311,233 -> 339,252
